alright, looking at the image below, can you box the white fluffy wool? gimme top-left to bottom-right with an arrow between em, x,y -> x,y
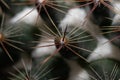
59,8 -> 86,32
32,39 -> 56,58
112,2 -> 120,24
10,7 -> 42,25
88,36 -> 120,62
66,60 -> 90,80
37,0 -> 45,3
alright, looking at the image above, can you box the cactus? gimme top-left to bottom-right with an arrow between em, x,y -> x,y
0,0 -> 120,80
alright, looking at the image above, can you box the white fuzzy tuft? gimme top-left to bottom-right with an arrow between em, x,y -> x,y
66,60 -> 90,80
32,39 -> 56,58
112,2 -> 120,24
59,8 -> 86,32
88,36 -> 120,62
10,7 -> 42,25
38,0 -> 45,3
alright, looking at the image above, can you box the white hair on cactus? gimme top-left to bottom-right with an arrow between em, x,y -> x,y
10,7 -> 42,25
32,39 -> 56,58
88,36 -> 120,62
59,8 -> 86,32
94,0 -> 100,3
59,7 -> 101,37
77,70 -> 90,80
66,60 -> 90,80
112,2 -> 120,24
38,0 -> 45,3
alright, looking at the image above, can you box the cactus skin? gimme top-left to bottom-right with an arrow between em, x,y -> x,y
15,23 -> 41,54
0,45 -> 21,70
89,1 -> 115,26
34,55 -> 70,80
102,23 -> 120,48
0,0 -> 33,16
0,0 -> 10,14
0,21 -> 40,79
86,58 -> 120,80
10,55 -> 70,80
76,0 -> 115,26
